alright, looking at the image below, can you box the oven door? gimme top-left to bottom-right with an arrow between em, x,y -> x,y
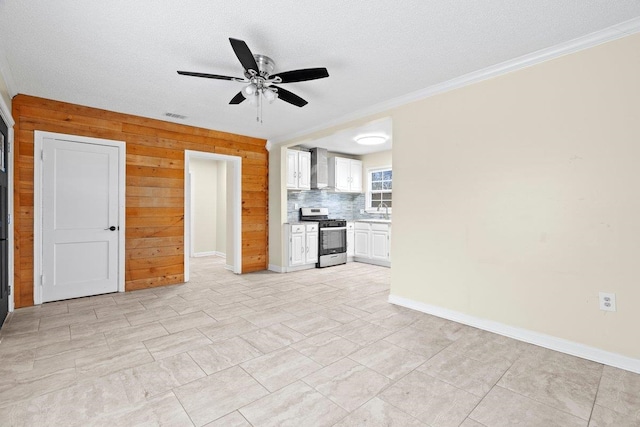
319,226 -> 347,256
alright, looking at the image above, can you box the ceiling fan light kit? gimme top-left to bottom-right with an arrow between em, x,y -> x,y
178,38 -> 329,123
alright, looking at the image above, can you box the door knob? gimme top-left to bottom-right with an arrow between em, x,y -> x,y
105,226 -> 117,231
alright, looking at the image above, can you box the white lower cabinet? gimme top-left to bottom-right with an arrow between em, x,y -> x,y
284,223 -> 318,271
354,222 -> 391,267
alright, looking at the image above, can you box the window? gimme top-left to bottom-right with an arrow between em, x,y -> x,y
367,167 -> 392,212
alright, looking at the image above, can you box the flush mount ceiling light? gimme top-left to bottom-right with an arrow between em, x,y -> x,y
355,135 -> 387,145
177,38 -> 330,123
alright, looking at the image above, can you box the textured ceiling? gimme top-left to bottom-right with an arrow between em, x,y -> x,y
1,1 -> 640,145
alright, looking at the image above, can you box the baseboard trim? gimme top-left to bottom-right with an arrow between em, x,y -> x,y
268,264 -> 284,273
388,294 -> 640,374
192,251 -> 218,258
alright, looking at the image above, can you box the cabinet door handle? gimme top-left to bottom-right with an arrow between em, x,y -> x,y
293,171 -> 297,178
301,246 -> 305,253
306,246 -> 309,253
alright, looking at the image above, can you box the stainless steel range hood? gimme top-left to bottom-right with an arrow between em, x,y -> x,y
310,147 -> 328,189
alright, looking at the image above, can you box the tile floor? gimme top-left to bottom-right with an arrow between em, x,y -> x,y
0,256 -> 639,426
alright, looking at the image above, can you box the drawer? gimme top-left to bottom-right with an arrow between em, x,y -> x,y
306,223 -> 318,232
291,224 -> 305,233
371,223 -> 390,232
354,222 -> 370,230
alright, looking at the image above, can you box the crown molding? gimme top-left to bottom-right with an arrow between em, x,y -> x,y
0,42 -> 16,127
269,16 -> 640,146
0,95 -> 13,127
0,42 -> 17,99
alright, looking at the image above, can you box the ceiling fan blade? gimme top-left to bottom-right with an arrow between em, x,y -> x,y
272,86 -> 308,107
229,92 -> 245,104
229,38 -> 259,73
177,71 -> 241,81
271,68 -> 329,83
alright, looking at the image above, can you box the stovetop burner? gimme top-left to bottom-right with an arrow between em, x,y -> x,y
299,207 -> 346,226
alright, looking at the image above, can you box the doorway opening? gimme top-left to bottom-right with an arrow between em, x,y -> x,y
184,150 -> 242,281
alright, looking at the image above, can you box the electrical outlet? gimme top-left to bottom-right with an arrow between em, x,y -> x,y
294,203 -> 299,210
360,209 -> 365,214
599,292 -> 616,312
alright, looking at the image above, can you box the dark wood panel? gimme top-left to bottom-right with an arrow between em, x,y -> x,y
127,255 -> 184,271
12,94 -> 268,307
126,245 -> 183,260
126,143 -> 184,160
126,176 -> 183,189
127,236 -> 184,249
126,207 -> 184,218
126,215 -> 184,227
125,196 -> 184,208
126,187 -> 184,199
126,263 -> 184,281
126,274 -> 185,291
19,105 -> 123,132
126,165 -> 184,179
125,226 -> 184,238
126,154 -> 183,170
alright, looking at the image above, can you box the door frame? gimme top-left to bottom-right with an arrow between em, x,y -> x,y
33,131 -> 126,305
0,96 -> 14,313
184,150 -> 242,280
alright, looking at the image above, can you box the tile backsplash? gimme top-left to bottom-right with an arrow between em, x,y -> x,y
287,190 -> 385,222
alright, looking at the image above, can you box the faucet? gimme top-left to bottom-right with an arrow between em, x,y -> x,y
377,202 -> 389,220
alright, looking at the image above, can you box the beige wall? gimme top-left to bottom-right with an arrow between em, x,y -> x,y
268,146 -> 285,267
271,33 -> 640,360
190,158 -> 217,254
391,32 -> 640,359
216,161 -> 227,255
190,158 -> 227,255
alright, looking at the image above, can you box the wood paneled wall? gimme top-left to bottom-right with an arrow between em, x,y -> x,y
12,95 -> 268,308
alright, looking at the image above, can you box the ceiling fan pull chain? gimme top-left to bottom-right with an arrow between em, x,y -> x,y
256,91 -> 262,123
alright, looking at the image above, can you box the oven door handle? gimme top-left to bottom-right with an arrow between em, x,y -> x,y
320,226 -> 347,231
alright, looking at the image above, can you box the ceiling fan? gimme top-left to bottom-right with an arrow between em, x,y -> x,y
178,38 -> 329,121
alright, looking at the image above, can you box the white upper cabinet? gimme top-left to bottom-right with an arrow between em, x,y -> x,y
329,156 -> 362,193
286,150 -> 311,190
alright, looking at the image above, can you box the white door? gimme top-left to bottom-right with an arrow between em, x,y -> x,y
42,139 -> 120,302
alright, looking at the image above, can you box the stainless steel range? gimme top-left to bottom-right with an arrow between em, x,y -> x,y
299,207 -> 347,268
